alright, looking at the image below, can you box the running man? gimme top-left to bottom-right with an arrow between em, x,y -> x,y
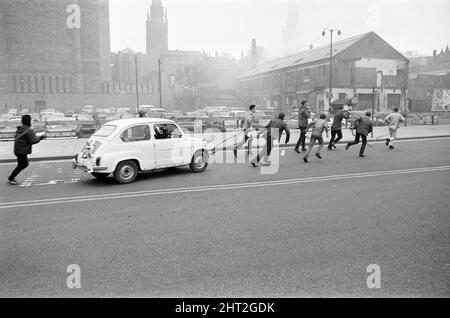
234,104 -> 256,157
294,100 -> 311,153
384,107 -> 405,149
303,113 -> 329,163
7,114 -> 46,185
345,112 -> 373,157
251,112 -> 290,167
328,105 -> 349,150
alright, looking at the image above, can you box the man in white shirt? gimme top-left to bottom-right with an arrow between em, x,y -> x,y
384,107 -> 405,149
234,104 -> 256,157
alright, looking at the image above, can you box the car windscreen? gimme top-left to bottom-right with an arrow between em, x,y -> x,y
93,125 -> 116,137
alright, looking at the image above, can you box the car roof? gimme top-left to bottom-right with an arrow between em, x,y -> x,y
104,118 -> 175,129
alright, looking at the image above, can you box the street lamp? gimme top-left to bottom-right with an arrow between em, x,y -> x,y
322,28 -> 341,107
134,56 -> 140,115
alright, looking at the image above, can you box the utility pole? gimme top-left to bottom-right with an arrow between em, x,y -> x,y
322,28 -> 341,110
134,56 -> 140,114
158,58 -> 162,108
372,87 -> 375,138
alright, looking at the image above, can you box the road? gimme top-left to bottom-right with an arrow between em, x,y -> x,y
0,138 -> 449,297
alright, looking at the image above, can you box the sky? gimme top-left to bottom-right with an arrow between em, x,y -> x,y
109,0 -> 450,58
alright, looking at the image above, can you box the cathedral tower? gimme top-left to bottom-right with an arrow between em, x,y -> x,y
146,0 -> 168,56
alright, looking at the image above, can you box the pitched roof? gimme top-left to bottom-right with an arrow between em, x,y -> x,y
238,32 -> 373,79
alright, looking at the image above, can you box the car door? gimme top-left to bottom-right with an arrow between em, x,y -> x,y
153,123 -> 185,167
119,124 -> 155,170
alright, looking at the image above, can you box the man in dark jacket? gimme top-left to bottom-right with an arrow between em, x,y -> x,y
7,114 -> 45,185
294,100 -> 311,153
251,112 -> 290,167
345,112 -> 373,157
328,105 -> 349,150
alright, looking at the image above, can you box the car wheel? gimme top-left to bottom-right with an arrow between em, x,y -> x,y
91,172 -> 110,180
113,160 -> 138,184
189,150 -> 208,173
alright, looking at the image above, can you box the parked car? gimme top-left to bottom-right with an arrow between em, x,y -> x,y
46,122 -> 79,138
72,118 -> 209,184
77,122 -> 97,138
0,126 -> 17,140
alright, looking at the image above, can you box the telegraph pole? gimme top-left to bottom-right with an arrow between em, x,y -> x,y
158,58 -> 162,108
134,55 -> 140,114
322,28 -> 341,108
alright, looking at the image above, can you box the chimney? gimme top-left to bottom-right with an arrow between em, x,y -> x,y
251,38 -> 257,68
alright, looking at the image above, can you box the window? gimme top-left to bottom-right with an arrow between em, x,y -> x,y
121,125 -> 151,142
93,125 -> 117,137
154,123 -> 182,139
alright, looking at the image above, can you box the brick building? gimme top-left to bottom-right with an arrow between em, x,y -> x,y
236,32 -> 409,114
408,47 -> 450,112
0,0 -> 112,111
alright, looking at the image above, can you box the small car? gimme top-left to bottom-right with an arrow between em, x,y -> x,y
72,118 -> 210,184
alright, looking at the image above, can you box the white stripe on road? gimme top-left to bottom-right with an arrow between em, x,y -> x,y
1,165 -> 449,209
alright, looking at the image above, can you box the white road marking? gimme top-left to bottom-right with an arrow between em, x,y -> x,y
0,136 -> 449,166
1,165 -> 449,209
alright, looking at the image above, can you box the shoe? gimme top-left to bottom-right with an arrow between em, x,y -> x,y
294,148 -> 301,154
332,143 -> 337,149
327,147 -> 332,151
301,148 -> 307,152
389,145 -> 394,149
7,179 -> 19,185
315,153 -> 322,159
303,157 -> 308,163
345,144 -> 350,150
359,154 -> 365,157
233,148 -> 238,157
251,162 -> 257,167
385,138 -> 390,146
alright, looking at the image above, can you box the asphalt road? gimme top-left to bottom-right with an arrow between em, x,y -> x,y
0,138 -> 449,297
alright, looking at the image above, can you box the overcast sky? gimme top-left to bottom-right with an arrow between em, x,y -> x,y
109,0 -> 450,58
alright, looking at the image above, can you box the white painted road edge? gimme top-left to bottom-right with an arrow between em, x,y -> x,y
1,165 -> 449,209
0,136 -> 449,167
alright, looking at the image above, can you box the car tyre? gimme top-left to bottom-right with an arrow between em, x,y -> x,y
189,150 -> 208,173
91,172 -> 110,180
113,160 -> 138,184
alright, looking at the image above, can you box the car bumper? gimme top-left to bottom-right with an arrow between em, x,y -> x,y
72,159 -> 108,173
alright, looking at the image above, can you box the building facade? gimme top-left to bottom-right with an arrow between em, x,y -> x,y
0,0 -> 112,111
408,47 -> 450,112
236,32 -> 409,114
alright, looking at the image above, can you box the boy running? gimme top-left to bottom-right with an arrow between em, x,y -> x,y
251,112 -> 290,167
303,113 -> 329,163
328,105 -> 349,150
345,112 -> 373,157
234,104 -> 256,157
384,107 -> 405,149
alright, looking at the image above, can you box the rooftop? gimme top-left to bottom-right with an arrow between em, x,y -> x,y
238,31 -> 405,79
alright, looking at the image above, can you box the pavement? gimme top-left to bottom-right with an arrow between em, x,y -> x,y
0,124 -> 449,163
0,138 -> 449,297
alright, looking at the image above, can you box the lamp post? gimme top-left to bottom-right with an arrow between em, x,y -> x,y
158,58 -> 162,108
134,56 -> 140,114
322,28 -> 341,108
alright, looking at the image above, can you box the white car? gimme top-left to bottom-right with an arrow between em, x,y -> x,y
72,118 -> 210,184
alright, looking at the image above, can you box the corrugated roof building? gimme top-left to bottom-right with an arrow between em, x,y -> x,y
236,31 -> 409,114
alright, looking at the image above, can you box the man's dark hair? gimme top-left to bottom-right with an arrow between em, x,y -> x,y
393,107 -> 399,112
320,113 -> 326,119
301,100 -> 308,106
249,104 -> 256,111
365,111 -> 371,117
338,105 -> 344,110
278,112 -> 285,120
21,114 -> 32,126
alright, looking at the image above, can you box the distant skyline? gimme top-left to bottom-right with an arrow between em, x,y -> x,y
109,0 -> 450,58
